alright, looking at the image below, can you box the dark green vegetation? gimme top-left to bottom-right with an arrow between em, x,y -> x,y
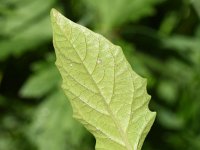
0,0 -> 200,150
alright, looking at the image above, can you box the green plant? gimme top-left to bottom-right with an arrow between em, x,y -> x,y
51,9 -> 156,150
1,0 -> 199,150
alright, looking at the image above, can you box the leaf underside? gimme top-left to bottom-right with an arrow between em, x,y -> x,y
51,9 -> 156,150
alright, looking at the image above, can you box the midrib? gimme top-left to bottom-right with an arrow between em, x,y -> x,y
56,21 -> 133,150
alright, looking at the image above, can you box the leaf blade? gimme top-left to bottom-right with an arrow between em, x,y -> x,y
51,9 -> 156,150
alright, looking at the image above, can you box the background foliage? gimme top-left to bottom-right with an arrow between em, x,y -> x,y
0,0 -> 199,150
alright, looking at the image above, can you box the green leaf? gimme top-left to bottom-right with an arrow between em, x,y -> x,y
81,0 -> 160,32
28,90 -> 90,150
0,16 -> 52,60
0,0 -> 55,35
192,0 -> 200,18
0,0 -> 55,60
51,9 -> 156,150
20,65 -> 60,98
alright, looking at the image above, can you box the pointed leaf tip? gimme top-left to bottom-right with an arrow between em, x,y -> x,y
50,8 -> 57,17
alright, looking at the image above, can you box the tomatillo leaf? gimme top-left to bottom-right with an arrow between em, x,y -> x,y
51,9 -> 156,150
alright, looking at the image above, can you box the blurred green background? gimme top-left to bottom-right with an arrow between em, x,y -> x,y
0,0 -> 200,149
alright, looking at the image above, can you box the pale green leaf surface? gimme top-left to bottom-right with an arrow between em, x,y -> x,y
51,9 -> 156,150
